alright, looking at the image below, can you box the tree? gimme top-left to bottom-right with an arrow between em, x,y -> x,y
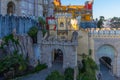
97,16 -> 104,28
110,17 -> 120,28
38,17 -> 46,30
38,17 -> 47,36
77,55 -> 98,80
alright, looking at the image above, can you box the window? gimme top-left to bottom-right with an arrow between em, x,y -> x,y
60,22 -> 64,27
7,1 -> 15,14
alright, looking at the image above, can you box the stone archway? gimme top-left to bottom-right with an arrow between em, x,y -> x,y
95,44 -> 117,75
7,1 -> 15,14
96,45 -> 115,64
52,49 -> 63,63
99,56 -> 112,66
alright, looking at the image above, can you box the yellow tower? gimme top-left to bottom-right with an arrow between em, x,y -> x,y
53,0 -> 61,6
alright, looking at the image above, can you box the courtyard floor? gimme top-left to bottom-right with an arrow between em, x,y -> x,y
15,63 -> 63,80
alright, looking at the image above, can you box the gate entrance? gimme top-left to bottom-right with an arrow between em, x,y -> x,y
53,49 -> 63,63
99,56 -> 112,69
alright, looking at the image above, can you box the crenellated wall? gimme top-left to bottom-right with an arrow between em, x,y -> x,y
0,15 -> 37,38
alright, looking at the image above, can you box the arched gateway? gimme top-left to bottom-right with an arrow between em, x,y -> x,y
93,38 -> 120,76
37,31 -> 78,69
96,45 -> 115,65
96,45 -> 116,73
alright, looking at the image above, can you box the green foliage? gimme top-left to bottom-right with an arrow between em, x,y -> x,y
0,34 -> 19,50
28,26 -> 38,38
0,34 -> 19,49
0,51 -> 27,73
33,63 -> 47,73
97,16 -> 104,28
110,17 -> 120,28
77,56 -> 98,80
28,26 -> 38,43
46,71 -> 65,80
38,17 -> 47,36
38,17 -> 46,25
64,67 -> 74,80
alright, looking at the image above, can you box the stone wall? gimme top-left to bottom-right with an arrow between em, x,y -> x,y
40,41 -> 78,69
38,31 -> 78,69
77,30 -> 89,60
76,28 -> 120,77
0,15 -> 37,38
16,34 -> 37,66
89,28 -> 120,77
0,0 -> 43,17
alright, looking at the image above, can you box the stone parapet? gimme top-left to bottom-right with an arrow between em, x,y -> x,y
89,28 -> 120,38
40,40 -> 78,46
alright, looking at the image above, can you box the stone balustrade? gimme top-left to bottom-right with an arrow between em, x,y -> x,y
88,28 -> 120,37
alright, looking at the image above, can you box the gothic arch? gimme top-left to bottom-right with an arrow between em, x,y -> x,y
7,1 -> 15,14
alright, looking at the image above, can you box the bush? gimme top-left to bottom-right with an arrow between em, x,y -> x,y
64,67 -> 74,80
0,34 -> 19,49
46,71 -> 64,80
0,51 -> 27,74
77,56 -> 98,80
33,63 -> 47,73
28,26 -> 38,43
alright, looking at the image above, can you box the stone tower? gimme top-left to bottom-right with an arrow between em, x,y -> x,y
0,0 -> 43,17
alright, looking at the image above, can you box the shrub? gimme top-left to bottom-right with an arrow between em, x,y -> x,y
46,71 -> 64,80
38,17 -> 46,25
64,67 -> 74,80
28,26 -> 38,43
33,63 -> 47,73
77,56 -> 98,80
0,51 -> 27,74
0,34 -> 19,49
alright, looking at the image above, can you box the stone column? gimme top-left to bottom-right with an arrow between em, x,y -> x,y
113,55 -> 117,76
116,53 -> 120,77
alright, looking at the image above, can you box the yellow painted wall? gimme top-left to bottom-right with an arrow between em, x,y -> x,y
77,30 -> 89,60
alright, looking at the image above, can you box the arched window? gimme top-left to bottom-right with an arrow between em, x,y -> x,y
60,22 -> 64,27
7,1 -> 15,14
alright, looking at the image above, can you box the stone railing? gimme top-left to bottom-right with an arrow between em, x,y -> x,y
41,39 -> 78,46
0,14 -> 38,38
88,28 -> 120,37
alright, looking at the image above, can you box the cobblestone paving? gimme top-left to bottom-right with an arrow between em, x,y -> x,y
17,63 -> 63,80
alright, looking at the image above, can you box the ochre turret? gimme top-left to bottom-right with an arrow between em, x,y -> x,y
53,0 -> 61,6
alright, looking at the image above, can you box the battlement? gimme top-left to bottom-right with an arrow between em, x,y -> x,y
89,28 -> 120,38
41,39 -> 78,46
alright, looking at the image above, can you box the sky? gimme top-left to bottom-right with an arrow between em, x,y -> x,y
61,0 -> 120,19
